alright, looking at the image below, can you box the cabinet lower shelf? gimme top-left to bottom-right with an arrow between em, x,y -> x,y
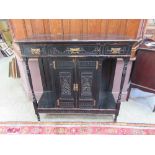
38,91 -> 117,114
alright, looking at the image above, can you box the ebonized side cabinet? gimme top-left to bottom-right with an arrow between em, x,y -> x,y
16,35 -> 138,121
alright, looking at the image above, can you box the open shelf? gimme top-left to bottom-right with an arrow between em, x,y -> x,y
38,91 -> 56,108
38,91 -> 116,114
98,91 -> 116,109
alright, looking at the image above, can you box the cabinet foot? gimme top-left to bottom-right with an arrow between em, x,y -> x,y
114,115 -> 117,122
33,101 -> 40,121
36,113 -> 40,121
126,85 -> 131,101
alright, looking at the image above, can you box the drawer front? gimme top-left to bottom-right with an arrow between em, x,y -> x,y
104,46 -> 130,55
21,44 -> 47,56
47,45 -> 101,56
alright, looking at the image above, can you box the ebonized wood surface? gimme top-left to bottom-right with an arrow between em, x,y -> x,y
18,34 -> 138,121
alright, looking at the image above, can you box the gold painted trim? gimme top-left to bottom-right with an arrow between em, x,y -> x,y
96,61 -> 99,70
53,61 -> 56,69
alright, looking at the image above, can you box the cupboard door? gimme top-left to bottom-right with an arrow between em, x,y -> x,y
77,61 -> 98,109
53,60 -> 76,108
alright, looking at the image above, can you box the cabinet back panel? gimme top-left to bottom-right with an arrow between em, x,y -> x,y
9,19 -> 143,40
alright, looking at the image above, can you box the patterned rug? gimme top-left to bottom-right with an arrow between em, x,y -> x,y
0,122 -> 155,134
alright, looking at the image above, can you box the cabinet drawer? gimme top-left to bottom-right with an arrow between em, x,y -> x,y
47,45 -> 101,55
21,44 -> 47,56
104,46 -> 130,55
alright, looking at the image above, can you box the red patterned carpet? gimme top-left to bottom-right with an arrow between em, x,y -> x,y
0,122 -> 155,134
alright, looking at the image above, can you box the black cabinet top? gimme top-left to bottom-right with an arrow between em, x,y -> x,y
15,34 -> 141,43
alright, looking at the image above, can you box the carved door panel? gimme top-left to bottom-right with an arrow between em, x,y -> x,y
77,61 -> 98,109
51,59 -> 98,109
53,60 -> 76,108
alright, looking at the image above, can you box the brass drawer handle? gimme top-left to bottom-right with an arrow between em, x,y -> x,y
69,48 -> 80,54
31,48 -> 40,55
111,48 -> 121,54
73,83 -> 78,91
75,84 -> 78,91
